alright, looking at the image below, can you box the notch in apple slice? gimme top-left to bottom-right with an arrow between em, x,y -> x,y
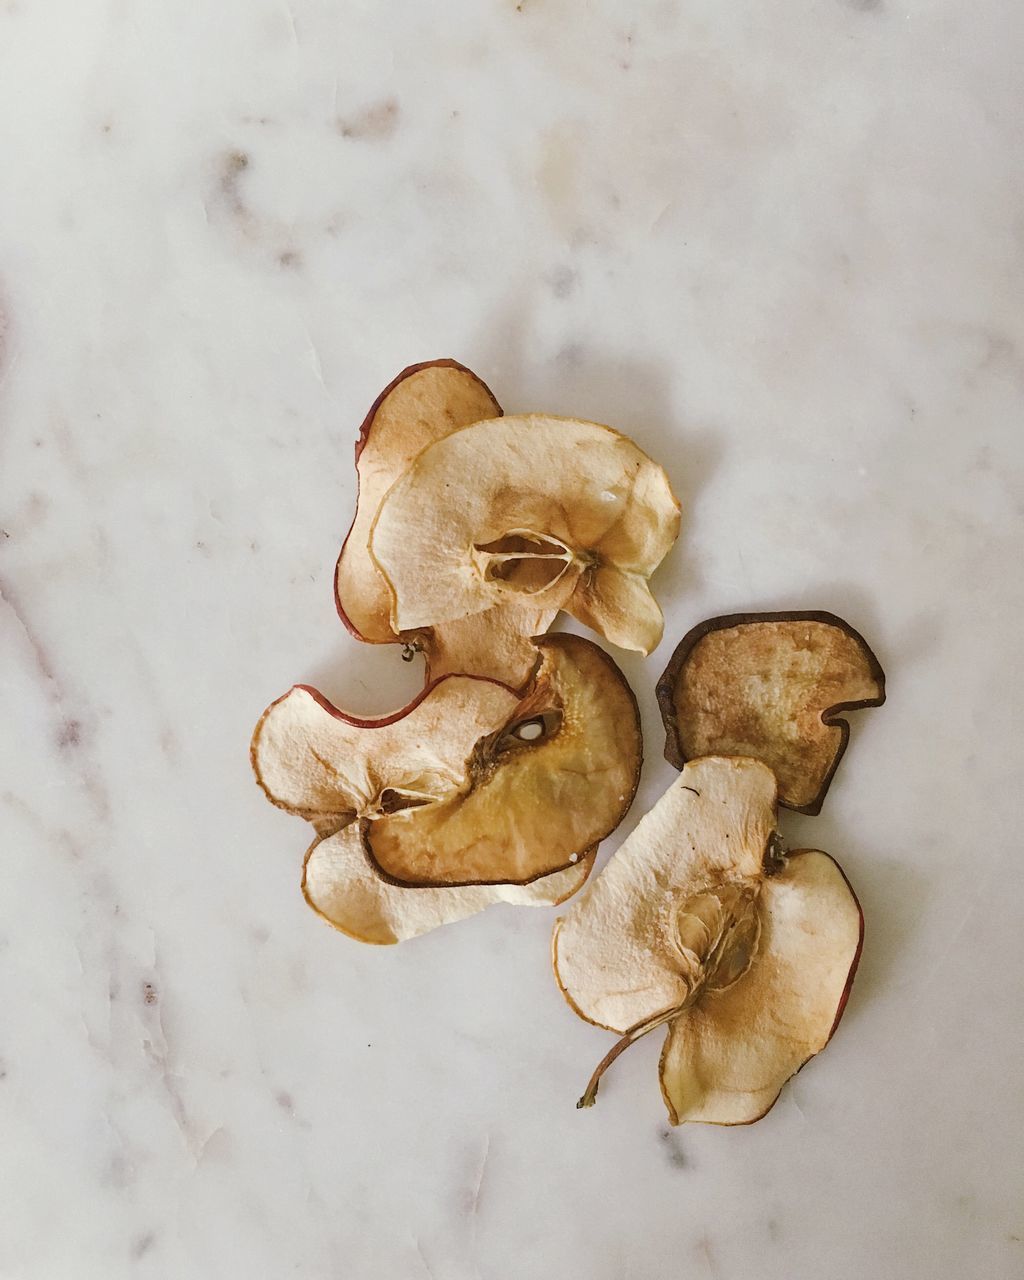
369,415 -> 681,658
364,634 -> 642,887
552,757 -> 862,1125
656,611 -> 885,815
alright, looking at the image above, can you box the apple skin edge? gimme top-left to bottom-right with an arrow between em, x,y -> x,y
334,359 -> 503,644
655,610 -> 887,816
657,849 -> 865,1127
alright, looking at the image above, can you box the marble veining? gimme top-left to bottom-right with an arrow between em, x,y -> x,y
1,1 -> 1023,1277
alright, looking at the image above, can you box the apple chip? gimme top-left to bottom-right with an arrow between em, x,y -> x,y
252,675 -> 596,942
332,361 -> 557,687
302,826 -> 595,945
658,849 -> 861,1125
335,359 -> 501,645
657,611 -> 885,814
369,415 -> 681,655
252,676 -> 519,834
552,757 -> 862,1124
365,634 -> 642,887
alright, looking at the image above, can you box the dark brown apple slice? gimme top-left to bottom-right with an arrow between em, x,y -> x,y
656,611 -> 885,814
364,634 -> 642,887
552,757 -> 862,1124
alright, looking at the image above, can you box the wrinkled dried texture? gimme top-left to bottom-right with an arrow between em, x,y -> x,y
659,850 -> 862,1125
369,415 -> 681,655
335,360 -> 502,644
553,758 -> 778,1032
302,826 -> 595,945
251,677 -> 518,829
553,756 -> 863,1125
422,604 -> 557,689
366,634 -> 642,887
657,612 -> 885,814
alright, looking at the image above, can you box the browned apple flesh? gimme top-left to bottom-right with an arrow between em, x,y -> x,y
656,611 -> 885,814
365,634 -> 643,887
252,674 -> 596,942
369,415 -> 681,656
552,757 -> 862,1124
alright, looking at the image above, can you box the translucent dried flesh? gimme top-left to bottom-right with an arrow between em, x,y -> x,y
552,757 -> 862,1125
657,612 -> 885,814
369,415 -> 681,655
335,360 -> 502,644
302,826 -> 596,946
365,634 -> 642,887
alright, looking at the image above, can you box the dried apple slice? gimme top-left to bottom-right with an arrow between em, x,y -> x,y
552,757 -> 862,1124
657,611 -> 885,814
252,676 -> 519,833
335,359 -> 502,645
658,849 -> 862,1125
252,675 -> 596,942
369,415 -> 681,655
302,826 -> 595,945
332,361 -> 557,686
365,634 -> 642,887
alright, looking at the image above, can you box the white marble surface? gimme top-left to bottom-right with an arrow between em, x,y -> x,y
2,2 -> 1023,1276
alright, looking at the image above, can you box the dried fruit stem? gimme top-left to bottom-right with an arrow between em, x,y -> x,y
577,1002 -> 688,1110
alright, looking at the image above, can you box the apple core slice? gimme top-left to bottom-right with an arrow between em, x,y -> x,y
364,634 -> 642,887
553,758 -> 779,1034
369,415 -> 681,655
552,757 -> 862,1123
302,826 -> 595,945
251,676 -> 518,834
335,360 -> 501,646
656,611 -> 885,814
658,849 -> 862,1125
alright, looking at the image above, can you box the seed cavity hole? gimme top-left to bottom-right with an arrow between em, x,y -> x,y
474,529 -> 575,594
377,788 -> 432,815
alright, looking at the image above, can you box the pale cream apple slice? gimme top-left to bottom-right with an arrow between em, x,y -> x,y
252,673 -> 595,942
657,611 -> 885,814
252,675 -> 518,833
369,415 -> 681,657
365,635 -> 642,887
552,757 -> 862,1124
302,826 -> 594,946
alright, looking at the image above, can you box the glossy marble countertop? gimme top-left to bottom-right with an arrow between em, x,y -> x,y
2,2 -> 1022,1277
